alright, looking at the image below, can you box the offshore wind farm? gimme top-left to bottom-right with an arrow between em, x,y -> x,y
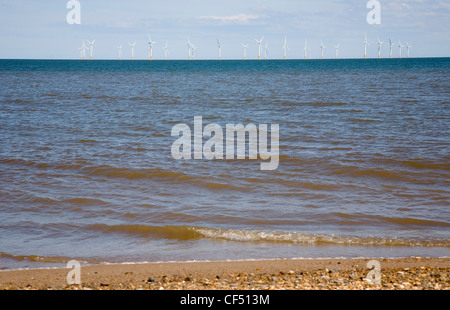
74,33 -> 417,61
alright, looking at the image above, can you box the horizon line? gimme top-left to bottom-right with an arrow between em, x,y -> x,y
1,56 -> 449,61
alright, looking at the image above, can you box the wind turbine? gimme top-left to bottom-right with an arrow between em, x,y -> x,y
282,36 -> 289,60
87,40 -> 95,60
264,42 -> 269,60
129,41 -> 136,60
398,41 -> 404,58
255,36 -> 264,60
242,42 -> 248,60
363,33 -> 368,59
187,36 -> 192,60
335,43 -> 340,59
406,42 -> 412,58
191,45 -> 198,60
320,41 -> 326,59
377,38 -> 383,59
163,41 -> 169,60
78,42 -> 85,60
388,38 -> 393,59
117,44 -> 123,60
148,35 -> 157,60
304,38 -> 308,60
217,39 -> 222,60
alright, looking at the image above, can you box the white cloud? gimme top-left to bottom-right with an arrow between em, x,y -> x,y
109,21 -> 135,29
387,2 -> 412,10
198,13 -> 264,24
438,1 -> 450,9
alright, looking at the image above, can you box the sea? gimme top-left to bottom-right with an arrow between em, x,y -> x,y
0,58 -> 449,270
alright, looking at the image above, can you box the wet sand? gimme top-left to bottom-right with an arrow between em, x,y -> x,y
0,257 -> 448,290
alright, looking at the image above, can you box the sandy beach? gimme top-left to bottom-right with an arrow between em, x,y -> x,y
0,257 -> 448,290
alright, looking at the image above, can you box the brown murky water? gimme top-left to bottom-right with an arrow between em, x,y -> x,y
0,59 -> 449,269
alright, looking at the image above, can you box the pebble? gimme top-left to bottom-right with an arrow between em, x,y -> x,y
3,266 -> 449,291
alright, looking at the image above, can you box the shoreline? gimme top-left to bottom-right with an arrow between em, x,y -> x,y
1,257 -> 448,290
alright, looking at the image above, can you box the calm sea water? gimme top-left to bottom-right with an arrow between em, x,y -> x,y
0,58 -> 449,270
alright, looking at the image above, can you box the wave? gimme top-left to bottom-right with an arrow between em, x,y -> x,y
269,179 -> 341,191
400,159 -> 450,171
0,252 -> 91,265
83,165 -> 187,180
5,193 -> 109,208
25,196 -> 60,206
0,158 -> 84,171
328,165 -> 418,182
348,118 -> 380,123
328,212 -> 450,228
193,227 -> 450,247
83,166 -> 244,190
85,224 -> 450,247
278,156 -> 449,184
1,159 -> 243,190
78,139 -> 98,144
313,101 -> 347,107
87,224 -> 202,240
64,198 -> 109,206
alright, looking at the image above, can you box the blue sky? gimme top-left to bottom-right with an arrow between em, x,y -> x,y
0,0 -> 449,59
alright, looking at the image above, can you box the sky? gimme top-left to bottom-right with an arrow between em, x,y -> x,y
0,0 -> 449,60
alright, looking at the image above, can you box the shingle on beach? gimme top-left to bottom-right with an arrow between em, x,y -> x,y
1,257 -> 448,290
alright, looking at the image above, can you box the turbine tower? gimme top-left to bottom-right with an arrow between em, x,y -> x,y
304,38 -> 308,60
129,41 -> 136,60
87,40 -> 95,60
163,41 -> 169,60
282,36 -> 288,60
389,38 -> 393,59
83,42 -> 88,60
320,41 -> 326,59
148,35 -> 157,60
242,42 -> 248,60
191,45 -> 198,60
377,38 -> 383,59
79,41 -> 86,60
398,41 -> 404,58
255,36 -> 264,60
406,42 -> 412,58
117,44 -> 123,60
217,39 -> 222,60
363,33 -> 368,59
187,36 -> 192,60
264,42 -> 269,60
335,43 -> 340,59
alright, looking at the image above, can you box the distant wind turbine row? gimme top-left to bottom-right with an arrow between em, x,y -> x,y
77,34 -> 412,60
78,40 -> 94,60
